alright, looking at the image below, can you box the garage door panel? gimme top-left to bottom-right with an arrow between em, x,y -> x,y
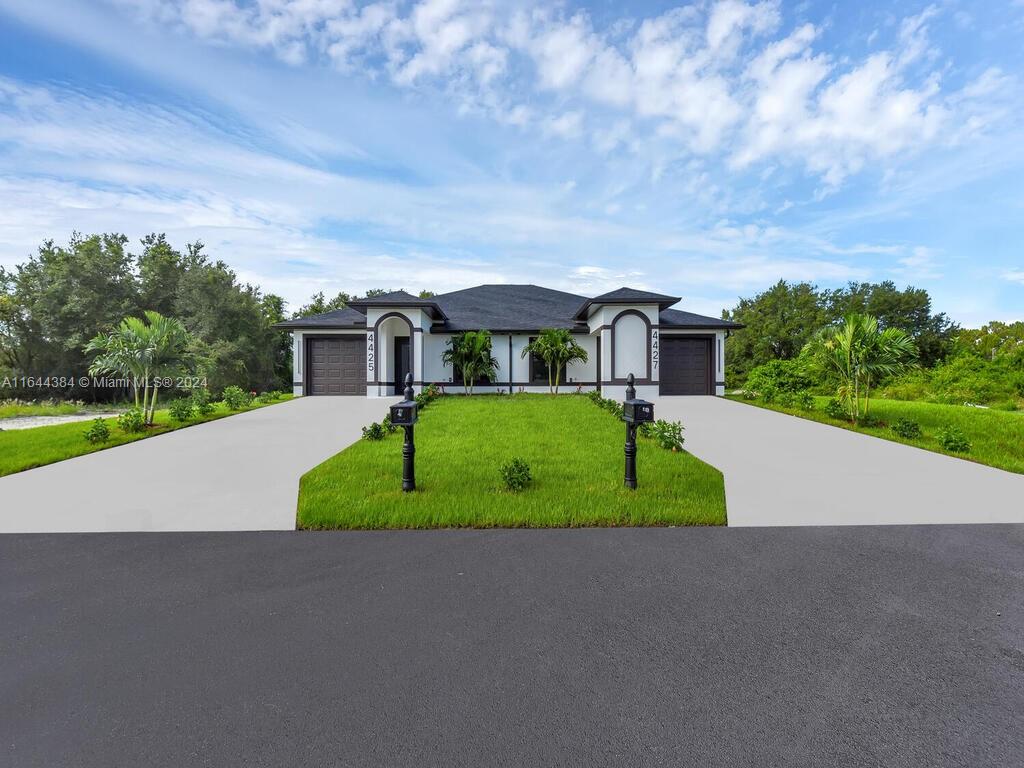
308,336 -> 364,396
660,337 -> 711,396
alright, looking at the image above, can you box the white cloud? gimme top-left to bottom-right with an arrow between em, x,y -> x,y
1004,270 -> 1024,285
107,1 -> 1015,189
543,111 -> 584,139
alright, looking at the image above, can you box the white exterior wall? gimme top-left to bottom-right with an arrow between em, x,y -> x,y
585,304 -> 660,385
361,307 -> 428,397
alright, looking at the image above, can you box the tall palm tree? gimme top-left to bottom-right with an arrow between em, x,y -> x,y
522,328 -> 589,394
86,310 -> 193,425
441,330 -> 499,394
804,314 -> 917,423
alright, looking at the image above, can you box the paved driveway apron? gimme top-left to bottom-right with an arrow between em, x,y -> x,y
0,397 -> 388,533
654,396 -> 1024,526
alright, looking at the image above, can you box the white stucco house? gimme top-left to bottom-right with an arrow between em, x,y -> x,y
275,285 -> 742,400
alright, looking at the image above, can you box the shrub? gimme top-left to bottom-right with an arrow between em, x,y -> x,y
414,383 -> 442,410
891,418 -> 922,440
745,359 -> 812,399
824,398 -> 847,421
937,425 -> 971,453
168,398 -> 195,423
117,407 -> 145,433
83,418 -> 110,444
361,422 -> 387,440
499,457 -> 532,492
792,391 -> 815,411
382,414 -> 398,434
190,388 -> 216,416
254,392 -> 276,405
650,419 -> 685,451
222,385 -> 251,410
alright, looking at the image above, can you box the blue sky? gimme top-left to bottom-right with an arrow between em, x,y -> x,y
1,0 -> 1022,324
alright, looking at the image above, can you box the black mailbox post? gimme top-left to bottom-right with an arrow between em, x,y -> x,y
389,373 -> 418,492
622,373 -> 654,489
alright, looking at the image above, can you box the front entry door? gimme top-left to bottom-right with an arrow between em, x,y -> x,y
394,337 -> 411,394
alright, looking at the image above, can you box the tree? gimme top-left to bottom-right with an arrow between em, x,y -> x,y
0,234 -> 137,394
804,314 -> 918,424
442,331 -> 499,394
522,328 -> 589,394
86,311 -> 193,425
823,281 -> 956,367
722,280 -> 827,385
295,290 -> 352,318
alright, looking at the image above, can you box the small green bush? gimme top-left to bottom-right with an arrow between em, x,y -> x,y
745,359 -> 812,399
382,414 -> 398,434
117,407 -> 145,433
651,419 -> 685,451
891,418 -> 922,440
792,391 -> 815,411
168,398 -> 195,423
414,383 -> 442,410
937,425 -> 971,453
499,457 -> 532,492
83,418 -> 110,444
824,398 -> 847,421
361,422 -> 387,440
191,388 -> 216,416
222,385 -> 251,410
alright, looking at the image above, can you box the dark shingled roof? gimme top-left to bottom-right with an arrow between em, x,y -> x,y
275,284 -> 741,331
574,286 -> 681,319
273,306 -> 367,329
434,285 -> 589,332
660,308 -> 743,329
347,290 -> 447,320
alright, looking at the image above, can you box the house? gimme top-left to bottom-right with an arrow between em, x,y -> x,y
274,285 -> 742,399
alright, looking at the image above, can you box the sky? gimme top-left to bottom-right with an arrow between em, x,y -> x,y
0,0 -> 1022,325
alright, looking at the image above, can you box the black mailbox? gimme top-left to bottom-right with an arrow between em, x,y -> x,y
390,391 -> 418,427
623,398 -> 654,424
390,372 -> 418,426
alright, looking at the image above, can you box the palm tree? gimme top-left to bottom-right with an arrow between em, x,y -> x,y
522,328 -> 589,394
804,314 -> 917,424
86,310 -> 193,425
441,330 -> 499,394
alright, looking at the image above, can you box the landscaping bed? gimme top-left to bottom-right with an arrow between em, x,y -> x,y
0,394 -> 292,477
728,394 -> 1024,474
298,394 -> 726,529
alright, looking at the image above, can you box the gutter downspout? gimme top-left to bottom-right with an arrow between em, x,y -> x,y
508,335 -> 513,395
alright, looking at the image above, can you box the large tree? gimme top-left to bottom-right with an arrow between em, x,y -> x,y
721,280 -> 827,384
823,281 -> 956,367
1,233 -> 290,399
0,233 -> 137,385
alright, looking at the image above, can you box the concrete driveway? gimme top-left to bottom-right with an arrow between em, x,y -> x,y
0,397 -> 388,533
655,396 -> 1024,527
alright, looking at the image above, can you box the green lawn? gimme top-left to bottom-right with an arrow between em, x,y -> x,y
728,394 -> 1024,474
0,395 -> 292,477
299,394 -> 727,529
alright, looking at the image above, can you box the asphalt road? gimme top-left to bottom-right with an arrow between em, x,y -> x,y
2,526 -> 1022,767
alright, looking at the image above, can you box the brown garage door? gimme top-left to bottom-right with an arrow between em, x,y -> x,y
307,336 -> 364,396
660,337 -> 711,395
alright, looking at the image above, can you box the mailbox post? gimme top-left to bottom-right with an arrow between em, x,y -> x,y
622,373 -> 654,489
389,373 -> 419,492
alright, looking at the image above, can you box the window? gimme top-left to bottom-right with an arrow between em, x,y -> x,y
529,337 -> 566,385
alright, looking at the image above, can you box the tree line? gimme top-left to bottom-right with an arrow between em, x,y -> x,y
0,233 -> 290,400
721,279 -> 958,383
724,279 -> 1023,408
